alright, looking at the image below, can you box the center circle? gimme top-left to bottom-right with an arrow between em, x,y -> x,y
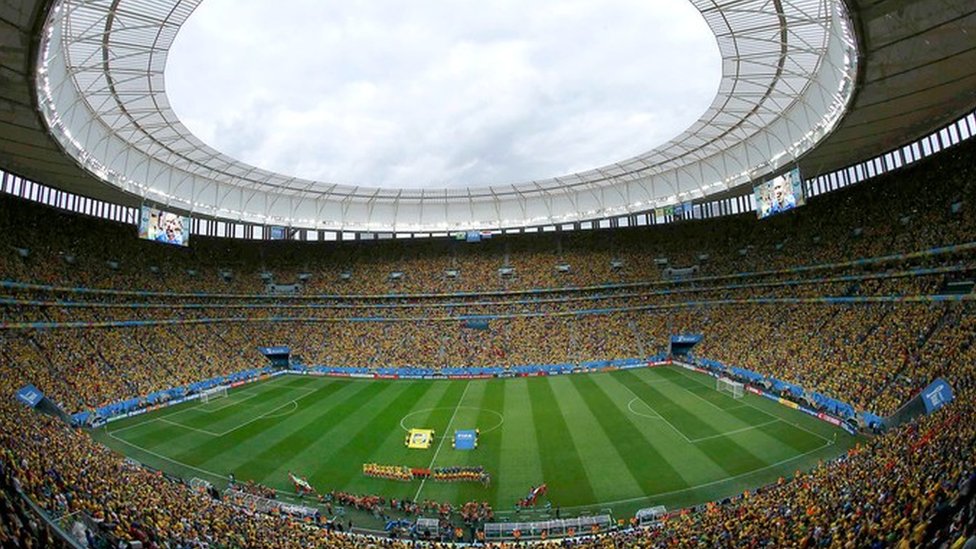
167,0 -> 721,189
399,406 -> 505,434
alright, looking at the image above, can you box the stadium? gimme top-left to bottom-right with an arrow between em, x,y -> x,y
0,0 -> 975,546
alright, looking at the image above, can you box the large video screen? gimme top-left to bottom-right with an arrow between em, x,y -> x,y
139,206 -> 190,246
754,168 -> 805,219
270,226 -> 287,240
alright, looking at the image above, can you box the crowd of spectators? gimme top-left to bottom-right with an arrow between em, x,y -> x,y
0,306 -> 973,547
0,296 -> 965,417
2,135 -> 974,298
0,124 -> 974,546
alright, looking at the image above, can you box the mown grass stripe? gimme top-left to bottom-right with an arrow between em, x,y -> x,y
180,385 -> 300,430
410,381 -> 497,506
496,379 -> 544,511
756,421 -> 830,453
307,381 -> 443,492
527,377 -> 597,506
461,379 -> 505,505
119,384 -> 302,448
663,367 -> 834,453
183,380 -> 377,473
616,370 -> 771,477
569,374 -> 688,495
547,376 -> 643,502
343,380 -> 459,499
112,419 -> 203,450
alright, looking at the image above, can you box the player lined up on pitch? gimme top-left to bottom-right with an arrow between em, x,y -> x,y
431,466 -> 491,485
362,463 -> 413,482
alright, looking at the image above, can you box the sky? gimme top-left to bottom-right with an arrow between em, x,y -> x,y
166,0 -> 720,190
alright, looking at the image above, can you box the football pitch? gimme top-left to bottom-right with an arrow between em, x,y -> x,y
98,366 -> 857,520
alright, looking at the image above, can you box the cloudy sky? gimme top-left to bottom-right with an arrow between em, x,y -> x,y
166,0 -> 720,189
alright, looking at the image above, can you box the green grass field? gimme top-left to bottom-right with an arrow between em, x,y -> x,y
98,366 -> 857,522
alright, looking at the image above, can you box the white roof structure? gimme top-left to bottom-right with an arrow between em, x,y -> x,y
36,0 -> 856,232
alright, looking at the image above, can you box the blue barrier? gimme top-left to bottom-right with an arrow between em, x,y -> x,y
73,367 -> 275,424
302,356 -> 665,380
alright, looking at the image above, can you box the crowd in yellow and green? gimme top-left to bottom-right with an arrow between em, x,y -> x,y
0,133 -> 975,546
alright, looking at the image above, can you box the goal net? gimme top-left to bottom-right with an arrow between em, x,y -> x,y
200,385 -> 228,404
716,377 -> 744,399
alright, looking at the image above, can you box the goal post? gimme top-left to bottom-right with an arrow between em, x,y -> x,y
200,385 -> 228,404
716,377 -> 744,399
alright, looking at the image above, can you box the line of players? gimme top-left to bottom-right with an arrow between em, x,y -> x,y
362,463 -> 414,482
362,463 -> 491,485
431,466 -> 491,486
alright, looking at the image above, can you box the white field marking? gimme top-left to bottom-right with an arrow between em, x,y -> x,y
670,367 -> 833,444
108,385 -> 276,435
689,419 -> 780,443
107,428 -> 313,504
139,387 -> 318,439
195,390 -> 263,413
557,438 -> 836,512
413,381 -> 472,502
211,387 -> 318,437
107,416 -> 160,436
617,380 -> 694,444
102,392 -> 837,518
668,372 -> 738,413
158,417 -> 222,437
144,375 -> 299,420
399,406 -> 504,434
257,400 -> 298,419
776,417 -> 833,444
106,429 -> 232,482
626,397 -> 663,420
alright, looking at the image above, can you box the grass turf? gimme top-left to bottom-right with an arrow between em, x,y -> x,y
97,366 -> 858,521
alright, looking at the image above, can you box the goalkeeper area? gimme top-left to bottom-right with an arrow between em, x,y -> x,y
97,366 -> 857,521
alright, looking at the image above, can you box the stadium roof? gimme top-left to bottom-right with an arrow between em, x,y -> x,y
1,0 -> 974,232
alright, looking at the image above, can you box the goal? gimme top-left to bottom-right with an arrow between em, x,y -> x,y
716,377 -> 744,399
200,385 -> 228,404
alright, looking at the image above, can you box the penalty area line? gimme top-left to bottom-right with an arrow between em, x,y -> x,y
689,419 -> 780,442
670,366 -> 835,444
158,417 -> 222,437
558,437 -> 836,512
212,387 -> 317,437
618,382 -> 694,443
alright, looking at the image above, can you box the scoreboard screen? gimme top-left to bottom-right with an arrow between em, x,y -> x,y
754,168 -> 804,219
